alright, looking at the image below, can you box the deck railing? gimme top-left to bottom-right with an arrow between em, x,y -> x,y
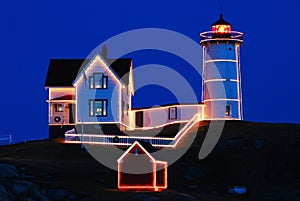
65,133 -> 174,147
65,113 -> 201,148
0,135 -> 12,145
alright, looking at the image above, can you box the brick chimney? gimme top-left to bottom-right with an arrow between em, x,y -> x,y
102,44 -> 108,59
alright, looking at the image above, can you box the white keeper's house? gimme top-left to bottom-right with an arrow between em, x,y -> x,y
45,14 -> 244,138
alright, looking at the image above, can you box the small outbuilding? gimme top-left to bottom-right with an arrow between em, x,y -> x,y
117,141 -> 167,191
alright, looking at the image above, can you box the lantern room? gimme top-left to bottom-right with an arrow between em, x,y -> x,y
212,14 -> 232,38
200,14 -> 243,45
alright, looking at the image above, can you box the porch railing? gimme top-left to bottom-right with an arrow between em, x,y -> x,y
65,134 -> 174,147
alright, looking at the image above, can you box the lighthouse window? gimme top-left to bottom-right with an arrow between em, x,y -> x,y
168,107 -> 177,120
225,104 -> 231,116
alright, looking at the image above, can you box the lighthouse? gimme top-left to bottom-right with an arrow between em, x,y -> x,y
200,14 -> 244,120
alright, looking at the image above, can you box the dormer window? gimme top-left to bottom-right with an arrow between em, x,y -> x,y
89,73 -> 108,89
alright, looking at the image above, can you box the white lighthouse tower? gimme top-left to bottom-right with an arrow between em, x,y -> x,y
200,14 -> 243,120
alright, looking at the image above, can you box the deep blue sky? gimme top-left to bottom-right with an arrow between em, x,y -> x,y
0,0 -> 299,142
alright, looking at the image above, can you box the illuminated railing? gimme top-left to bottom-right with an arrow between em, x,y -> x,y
0,135 -> 12,145
171,113 -> 200,146
200,31 -> 243,43
65,134 -> 174,147
65,113 -> 201,148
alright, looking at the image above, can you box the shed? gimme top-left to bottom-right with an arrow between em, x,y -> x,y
117,141 -> 167,191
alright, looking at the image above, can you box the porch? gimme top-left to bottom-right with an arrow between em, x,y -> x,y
47,95 -> 76,126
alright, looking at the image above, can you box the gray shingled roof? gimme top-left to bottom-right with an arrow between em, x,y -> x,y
45,58 -> 132,87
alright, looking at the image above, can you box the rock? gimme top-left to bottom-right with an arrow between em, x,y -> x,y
13,180 -> 36,194
254,139 -> 265,150
48,189 -> 76,201
134,194 -> 160,201
0,163 -> 19,178
0,184 -> 9,201
226,138 -> 244,148
21,173 -> 35,179
78,198 -> 92,201
67,193 -> 76,201
27,186 -> 44,200
78,191 -> 89,197
38,195 -> 52,201
96,178 -> 105,183
13,180 -> 43,200
20,167 -> 26,171
184,166 -> 205,181
184,174 -> 192,181
175,193 -> 197,201
40,172 -> 53,179
217,142 -> 227,150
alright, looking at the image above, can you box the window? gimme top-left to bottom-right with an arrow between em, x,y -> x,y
89,77 -> 94,89
89,99 -> 108,117
102,76 -> 108,88
168,107 -> 177,120
225,104 -> 231,116
89,73 -> 108,89
54,104 -> 63,112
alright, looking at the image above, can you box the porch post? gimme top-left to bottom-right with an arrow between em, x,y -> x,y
81,120 -> 84,149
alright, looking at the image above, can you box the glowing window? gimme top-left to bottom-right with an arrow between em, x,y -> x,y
102,76 -> 108,88
54,104 -> 63,112
89,77 -> 94,89
90,101 -> 94,116
89,73 -> 108,89
212,25 -> 231,34
225,104 -> 231,116
89,99 -> 108,117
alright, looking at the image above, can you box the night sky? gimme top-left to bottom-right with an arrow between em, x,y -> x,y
1,0 -> 299,142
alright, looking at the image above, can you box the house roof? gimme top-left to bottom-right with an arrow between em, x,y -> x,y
51,95 -> 74,100
117,141 -> 156,163
136,140 -> 157,153
132,102 -> 204,110
45,59 -> 85,87
45,57 -> 132,87
107,58 -> 132,85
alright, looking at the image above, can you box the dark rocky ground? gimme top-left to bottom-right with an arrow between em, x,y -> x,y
0,121 -> 299,201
